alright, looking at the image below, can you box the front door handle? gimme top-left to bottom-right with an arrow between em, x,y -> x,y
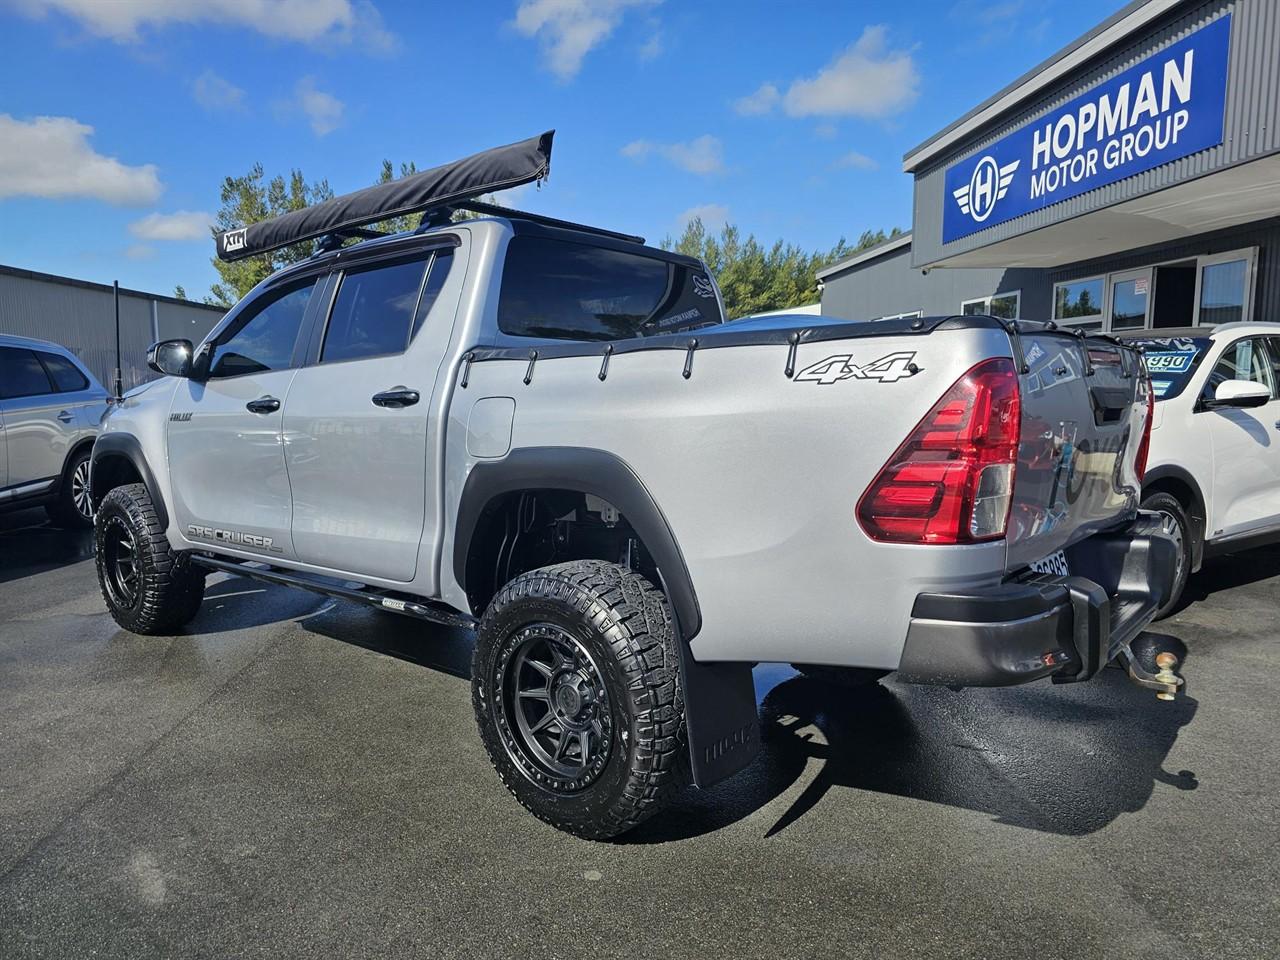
246,396 -> 281,414
56,410 -> 74,424
371,387 -> 420,408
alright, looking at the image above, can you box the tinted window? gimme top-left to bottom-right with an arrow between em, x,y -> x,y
410,248 -> 454,341
1204,338 -> 1276,400
322,258 -> 428,364
38,352 -> 90,392
0,347 -> 55,399
1054,278 -> 1104,321
1199,259 -> 1248,325
208,280 -> 316,378
498,237 -> 722,341
1131,336 -> 1210,401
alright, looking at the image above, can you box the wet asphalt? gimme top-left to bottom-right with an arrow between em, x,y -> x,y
0,507 -> 1277,960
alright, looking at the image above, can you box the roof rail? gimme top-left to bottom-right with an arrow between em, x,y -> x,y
214,131 -> 554,263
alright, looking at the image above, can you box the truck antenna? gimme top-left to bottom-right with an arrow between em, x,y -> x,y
113,279 -> 124,402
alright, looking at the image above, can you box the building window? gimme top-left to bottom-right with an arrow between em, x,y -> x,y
961,291 -> 1020,319
1198,257 -> 1250,326
1053,277 -> 1105,325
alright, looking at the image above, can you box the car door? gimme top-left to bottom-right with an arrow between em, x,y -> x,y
283,243 -> 460,582
1202,335 -> 1280,539
167,275 -> 321,560
0,346 -> 73,496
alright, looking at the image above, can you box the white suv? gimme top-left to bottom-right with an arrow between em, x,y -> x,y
1122,322 -> 1280,616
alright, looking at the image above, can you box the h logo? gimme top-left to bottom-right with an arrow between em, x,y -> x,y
953,156 -> 1019,224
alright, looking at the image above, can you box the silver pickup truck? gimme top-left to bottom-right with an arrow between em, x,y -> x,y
90,133 -> 1178,839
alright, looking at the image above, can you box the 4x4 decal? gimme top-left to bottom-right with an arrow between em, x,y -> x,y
793,351 -> 919,385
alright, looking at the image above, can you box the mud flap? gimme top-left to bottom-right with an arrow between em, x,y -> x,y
675,639 -> 760,789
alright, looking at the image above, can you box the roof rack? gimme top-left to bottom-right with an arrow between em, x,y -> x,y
215,131 -> 554,263
449,199 -> 645,245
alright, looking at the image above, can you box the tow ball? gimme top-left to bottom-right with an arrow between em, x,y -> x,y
1118,646 -> 1184,701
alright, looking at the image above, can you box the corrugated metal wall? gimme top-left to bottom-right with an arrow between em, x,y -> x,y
912,0 -> 1278,266
0,268 -> 223,391
820,243 -> 1051,320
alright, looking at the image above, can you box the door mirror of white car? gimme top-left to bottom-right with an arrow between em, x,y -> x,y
1208,379 -> 1272,409
146,339 -> 193,378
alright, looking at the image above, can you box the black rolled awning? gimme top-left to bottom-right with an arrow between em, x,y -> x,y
214,130 -> 554,262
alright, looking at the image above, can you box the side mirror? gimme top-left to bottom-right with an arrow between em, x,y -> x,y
1208,379 -> 1272,409
146,339 -> 193,378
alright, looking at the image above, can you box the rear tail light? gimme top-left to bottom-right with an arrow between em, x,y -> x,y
1134,375 -> 1154,483
857,358 -> 1022,544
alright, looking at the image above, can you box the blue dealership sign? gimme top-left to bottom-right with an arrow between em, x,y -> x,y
942,14 -> 1232,244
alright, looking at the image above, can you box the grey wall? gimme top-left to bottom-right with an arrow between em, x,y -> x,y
911,0 -> 1278,267
0,266 -> 223,391
820,243 -> 1051,320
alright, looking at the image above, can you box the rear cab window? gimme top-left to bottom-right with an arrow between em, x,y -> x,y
498,236 -> 722,342
1130,336 -> 1212,401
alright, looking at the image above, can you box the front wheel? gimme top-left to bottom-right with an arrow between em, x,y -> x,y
1142,491 -> 1192,620
95,483 -> 206,635
472,560 -> 688,840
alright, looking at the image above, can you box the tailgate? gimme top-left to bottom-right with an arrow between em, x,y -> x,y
1006,326 -> 1146,572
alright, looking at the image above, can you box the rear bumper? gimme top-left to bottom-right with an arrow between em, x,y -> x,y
896,512 -> 1177,687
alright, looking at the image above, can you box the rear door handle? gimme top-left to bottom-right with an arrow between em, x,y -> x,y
371,387 -> 420,408
57,410 -> 74,424
246,396 -> 281,414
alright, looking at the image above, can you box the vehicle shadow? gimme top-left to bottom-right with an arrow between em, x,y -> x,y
298,599 -> 475,681
625,637 -> 1197,844
0,510 -> 94,585
1178,542 -> 1280,610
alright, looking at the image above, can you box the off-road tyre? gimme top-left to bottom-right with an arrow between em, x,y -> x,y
45,446 -> 94,529
95,483 -> 205,635
472,560 -> 688,840
1142,490 -> 1192,620
791,665 -> 891,688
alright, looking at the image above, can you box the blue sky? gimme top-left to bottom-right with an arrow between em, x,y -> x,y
0,0 -> 1126,301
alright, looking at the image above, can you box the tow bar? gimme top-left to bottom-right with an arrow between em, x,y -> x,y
1118,645 -> 1184,701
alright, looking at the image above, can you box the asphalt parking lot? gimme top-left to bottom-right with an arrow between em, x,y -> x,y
1,509 -> 1277,960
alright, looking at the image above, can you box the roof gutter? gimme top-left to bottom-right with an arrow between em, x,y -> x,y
902,0 -> 1184,173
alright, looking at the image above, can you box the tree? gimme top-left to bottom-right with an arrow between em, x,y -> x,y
662,219 -> 904,319
173,284 -> 187,300
206,164 -> 335,307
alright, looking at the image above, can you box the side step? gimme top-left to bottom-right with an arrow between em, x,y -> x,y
190,554 -> 477,630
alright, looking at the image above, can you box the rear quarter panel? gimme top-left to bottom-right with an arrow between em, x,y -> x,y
445,326 -> 1014,669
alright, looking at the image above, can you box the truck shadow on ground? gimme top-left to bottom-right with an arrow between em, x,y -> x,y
627,645 -> 1198,844
0,511 -> 94,585
1178,543 -> 1280,610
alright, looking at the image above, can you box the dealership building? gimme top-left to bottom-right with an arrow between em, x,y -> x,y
820,0 -> 1279,333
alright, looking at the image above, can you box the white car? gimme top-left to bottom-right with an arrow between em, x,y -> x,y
1121,322 -> 1280,616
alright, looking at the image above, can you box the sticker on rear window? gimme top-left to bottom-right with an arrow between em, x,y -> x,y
1151,379 -> 1173,397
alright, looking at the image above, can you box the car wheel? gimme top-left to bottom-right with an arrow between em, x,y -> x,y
45,447 -> 95,529
94,483 -> 206,635
472,560 -> 688,840
1142,491 -> 1192,620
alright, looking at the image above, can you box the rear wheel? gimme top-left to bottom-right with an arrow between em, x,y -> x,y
95,483 -> 206,635
1142,491 -> 1192,620
472,560 -> 688,840
45,447 -> 94,529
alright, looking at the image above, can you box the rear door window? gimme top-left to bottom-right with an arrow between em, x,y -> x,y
0,347 -> 55,400
36,352 -> 90,392
498,236 -> 722,341
321,257 -> 429,364
1131,337 -> 1211,401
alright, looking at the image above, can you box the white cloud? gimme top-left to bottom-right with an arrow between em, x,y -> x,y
0,114 -> 162,205
512,0 -> 657,80
675,203 -> 728,233
814,122 -> 838,140
124,243 -> 155,260
293,76 -> 344,135
10,0 -> 398,51
621,134 -> 723,175
834,150 -> 877,170
949,1 -> 1047,47
192,69 -> 245,111
737,25 -> 919,120
129,210 -> 215,241
733,83 -> 779,116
